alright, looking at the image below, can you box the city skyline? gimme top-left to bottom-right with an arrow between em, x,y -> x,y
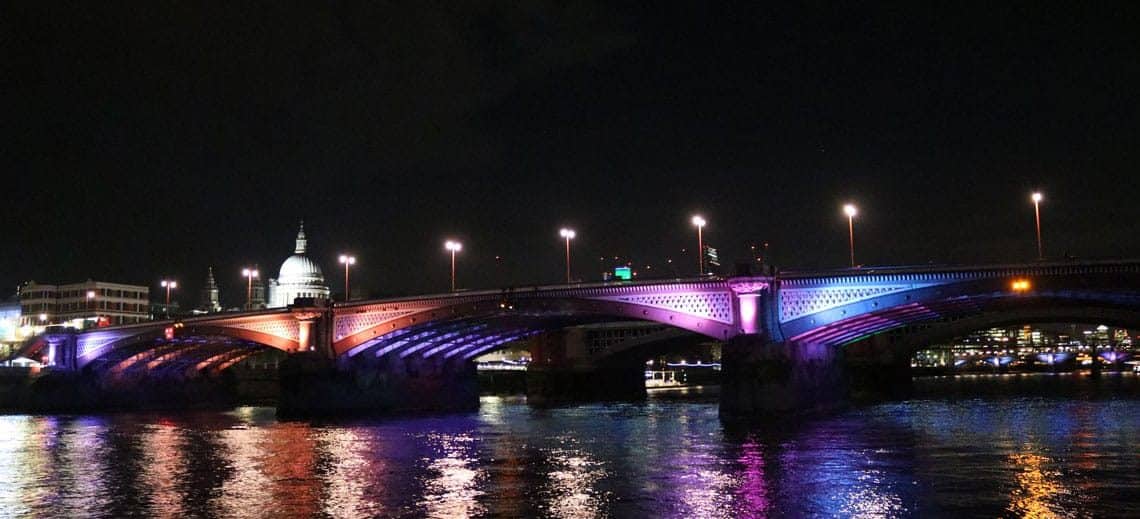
6,4 -> 1139,306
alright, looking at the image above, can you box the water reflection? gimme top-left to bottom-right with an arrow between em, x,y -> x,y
420,432 -> 485,518
733,439 -> 769,516
140,421 -> 185,518
540,441 -> 609,518
1008,449 -> 1070,518
315,428 -> 383,518
0,375 -> 1137,517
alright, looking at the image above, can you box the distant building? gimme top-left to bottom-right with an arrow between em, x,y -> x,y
0,294 -> 21,358
267,221 -> 329,308
18,280 -> 150,328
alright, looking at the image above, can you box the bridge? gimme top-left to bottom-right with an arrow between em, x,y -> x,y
16,259 -> 1140,417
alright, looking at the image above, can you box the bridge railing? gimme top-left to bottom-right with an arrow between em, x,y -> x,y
779,259 -> 1140,280
335,275 -> 731,307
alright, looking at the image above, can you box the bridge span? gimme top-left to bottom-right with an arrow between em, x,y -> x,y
15,259 -> 1140,417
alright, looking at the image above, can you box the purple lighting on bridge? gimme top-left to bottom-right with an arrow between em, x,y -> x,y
738,294 -> 759,335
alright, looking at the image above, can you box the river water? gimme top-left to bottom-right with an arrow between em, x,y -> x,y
1,373 -> 1138,518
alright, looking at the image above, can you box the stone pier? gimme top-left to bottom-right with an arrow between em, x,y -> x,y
276,352 -> 480,418
525,358 -> 647,406
718,335 -> 847,420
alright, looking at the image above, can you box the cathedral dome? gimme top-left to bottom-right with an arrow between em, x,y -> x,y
278,254 -> 325,285
268,221 -> 330,308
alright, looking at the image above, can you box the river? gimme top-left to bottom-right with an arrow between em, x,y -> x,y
1,373 -> 1138,517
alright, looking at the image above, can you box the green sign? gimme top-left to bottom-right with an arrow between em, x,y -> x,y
614,266 -> 632,280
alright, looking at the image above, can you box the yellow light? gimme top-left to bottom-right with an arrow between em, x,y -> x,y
1011,279 -> 1032,292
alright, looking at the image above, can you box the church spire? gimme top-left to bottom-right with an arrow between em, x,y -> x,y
294,220 -> 307,254
199,266 -> 221,313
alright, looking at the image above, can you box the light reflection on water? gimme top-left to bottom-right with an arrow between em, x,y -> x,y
0,376 -> 1138,517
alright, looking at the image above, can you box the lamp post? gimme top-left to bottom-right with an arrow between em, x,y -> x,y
338,254 -> 355,301
160,279 -> 176,318
242,267 -> 258,309
160,279 -> 177,306
445,240 -> 462,292
86,290 -> 96,324
691,215 -> 706,276
1031,192 -> 1044,260
559,228 -> 576,284
843,204 -> 857,268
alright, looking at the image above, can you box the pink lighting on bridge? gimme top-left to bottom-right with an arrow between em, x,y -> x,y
737,294 -> 760,335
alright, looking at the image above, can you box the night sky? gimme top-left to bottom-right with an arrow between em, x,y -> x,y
4,3 -> 1138,308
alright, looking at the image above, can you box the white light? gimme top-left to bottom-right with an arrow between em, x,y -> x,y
339,254 -> 356,265
559,228 -> 576,239
445,240 -> 462,252
844,204 -> 857,217
691,215 -> 706,227
1032,192 -> 1043,203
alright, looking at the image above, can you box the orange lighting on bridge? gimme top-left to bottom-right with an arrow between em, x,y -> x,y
1011,279 -> 1032,292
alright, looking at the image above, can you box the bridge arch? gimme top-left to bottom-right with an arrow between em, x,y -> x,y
779,264 -> 1140,349
333,292 -> 737,361
867,300 -> 1140,355
787,291 -> 1140,352
62,311 -> 304,379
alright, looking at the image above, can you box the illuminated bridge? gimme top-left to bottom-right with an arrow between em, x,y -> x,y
19,259 -> 1140,417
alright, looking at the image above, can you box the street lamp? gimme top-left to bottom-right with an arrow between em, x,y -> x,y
160,279 -> 177,306
559,228 -> 576,284
1031,192 -> 1044,260
242,267 -> 258,309
843,204 -> 857,268
691,215 -> 706,276
338,254 -> 356,301
445,240 -> 462,292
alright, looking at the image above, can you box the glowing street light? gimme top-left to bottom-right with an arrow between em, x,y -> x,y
445,240 -> 462,292
1031,192 -> 1044,260
338,254 -> 356,301
691,215 -> 706,276
241,267 -> 259,309
160,279 -> 177,306
843,204 -> 858,268
559,228 -> 576,284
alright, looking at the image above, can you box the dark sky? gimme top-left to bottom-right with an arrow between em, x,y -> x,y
4,3 -> 1138,308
